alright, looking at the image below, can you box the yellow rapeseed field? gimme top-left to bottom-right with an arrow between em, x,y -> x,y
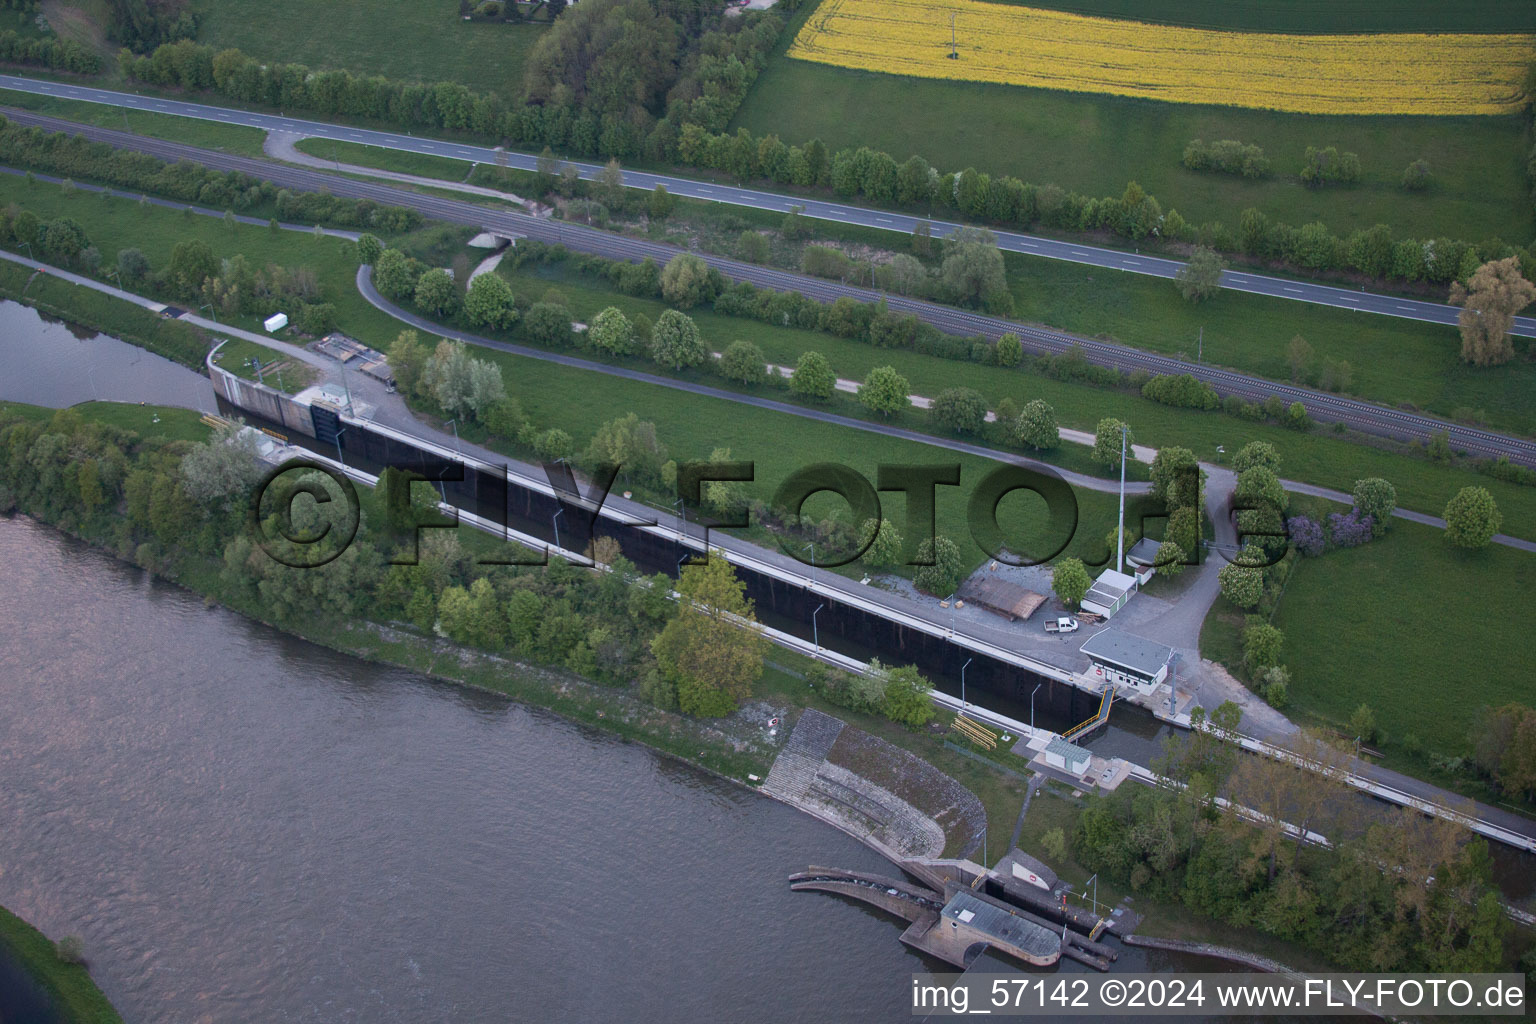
787,0 -> 1536,116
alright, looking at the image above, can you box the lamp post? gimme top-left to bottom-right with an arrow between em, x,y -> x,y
1030,682 -> 1042,732
812,603 -> 825,652
552,506 -> 565,554
443,418 -> 460,456
334,426 -> 346,467
199,303 -> 217,324
960,656 -> 973,711
803,541 -> 815,568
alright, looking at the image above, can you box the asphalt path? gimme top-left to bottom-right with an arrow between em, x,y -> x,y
5,103 -> 1534,471
4,74 -> 1532,339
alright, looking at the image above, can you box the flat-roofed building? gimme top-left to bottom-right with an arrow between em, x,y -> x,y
1079,628 -> 1173,695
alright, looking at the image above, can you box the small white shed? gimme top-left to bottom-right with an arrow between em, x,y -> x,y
263,312 -> 289,333
1043,736 -> 1091,775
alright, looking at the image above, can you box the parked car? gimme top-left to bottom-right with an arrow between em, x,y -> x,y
1043,616 -> 1079,634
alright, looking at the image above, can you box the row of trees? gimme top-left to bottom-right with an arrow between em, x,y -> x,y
1074,713 -> 1514,973
0,116 -> 422,233
0,27 -> 101,73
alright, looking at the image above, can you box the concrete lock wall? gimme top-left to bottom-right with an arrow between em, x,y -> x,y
215,396 -> 1098,730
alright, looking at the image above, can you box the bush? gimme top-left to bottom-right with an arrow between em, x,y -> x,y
1300,146 -> 1361,187
1263,676 -> 1289,709
1142,373 -> 1218,410
718,340 -> 768,385
1443,486 -> 1501,549
1182,138 -> 1269,178
1241,622 -> 1284,673
929,387 -> 987,434
1287,515 -> 1325,557
1327,509 -> 1374,548
1402,159 -> 1431,191
790,350 -> 835,401
912,536 -> 965,596
54,935 -> 86,965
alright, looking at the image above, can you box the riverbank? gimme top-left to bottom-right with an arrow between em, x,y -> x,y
0,904 -> 122,1024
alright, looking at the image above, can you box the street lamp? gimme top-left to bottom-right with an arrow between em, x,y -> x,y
334,426 -> 346,466
552,506 -> 565,553
812,602 -> 825,652
443,418 -> 460,456
199,303 -> 217,324
803,541 -> 815,567
960,657 -> 973,711
1030,682 -> 1042,732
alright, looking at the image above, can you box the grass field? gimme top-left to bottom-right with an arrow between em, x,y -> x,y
498,259 -> 1536,538
0,88 -> 269,155
1273,520 -> 1536,753
733,4 -> 1531,242
1001,252 -> 1536,437
292,136 -> 486,182
986,0 -> 1536,34
196,0 -> 547,99
0,904 -> 123,1024
788,0 -> 1535,115
1201,510 -> 1536,801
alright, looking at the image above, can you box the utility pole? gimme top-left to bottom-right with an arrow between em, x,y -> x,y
1197,325 -> 1203,363
961,657 -> 973,711
948,11 -> 958,59
1115,424 -> 1127,575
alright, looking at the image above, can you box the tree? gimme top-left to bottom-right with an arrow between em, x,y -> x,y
1285,334 -> 1313,383
599,157 -> 625,209
414,269 -> 459,318
1242,622 -> 1284,673
1351,478 -> 1396,536
1150,446 -> 1199,509
719,340 -> 767,385
1402,159 -> 1431,191
940,227 -> 1007,307
881,664 -> 935,727
995,332 -> 1023,366
1154,540 -> 1187,577
737,229 -> 768,264
463,272 -> 517,330
166,238 -> 217,297
912,535 -> 964,596
649,308 -> 706,369
651,552 -> 768,717
858,366 -> 910,418
387,330 -> 431,398
372,248 -> 416,300
1232,440 -> 1281,475
422,340 -> 476,418
929,387 -> 986,434
356,233 -> 383,264
1450,257 -> 1535,366
1052,557 -> 1091,607
1091,418 -> 1134,470
647,183 -> 674,220
585,413 -> 668,485
1443,486 -> 1501,548
1235,466 -> 1287,514
523,302 -> 573,347
1012,399 -> 1058,451
180,420 -> 263,510
1218,553 -> 1264,608
659,253 -> 714,308
781,204 -> 810,240
790,350 -> 835,401
588,306 -> 637,355
860,518 -> 903,568
116,246 -> 150,284
1346,703 -> 1378,744
1176,245 -> 1225,302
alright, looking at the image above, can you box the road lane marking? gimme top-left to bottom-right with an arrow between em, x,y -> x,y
1229,277 -> 1249,283
1124,259 -> 1141,265
1284,287 -> 1304,294
876,217 -> 892,223
1071,251 -> 1091,256
1396,304 -> 1416,311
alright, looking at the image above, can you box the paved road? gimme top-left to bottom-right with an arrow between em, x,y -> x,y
5,103 -> 1535,472
4,73 -> 1533,340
